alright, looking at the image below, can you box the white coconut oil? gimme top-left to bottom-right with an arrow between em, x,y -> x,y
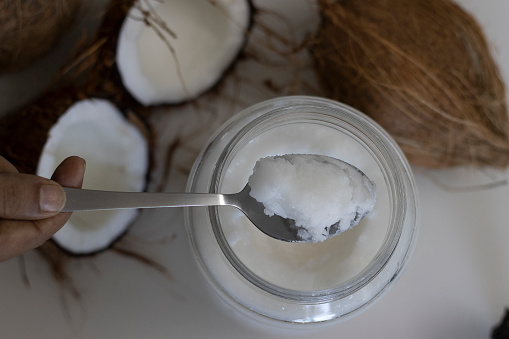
219,123 -> 389,291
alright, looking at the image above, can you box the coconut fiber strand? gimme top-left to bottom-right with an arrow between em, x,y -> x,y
311,0 -> 509,168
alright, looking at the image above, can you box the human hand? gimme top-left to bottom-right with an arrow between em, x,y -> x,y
0,155 -> 86,262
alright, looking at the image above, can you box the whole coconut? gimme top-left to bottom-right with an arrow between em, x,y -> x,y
0,0 -> 82,73
311,0 -> 509,169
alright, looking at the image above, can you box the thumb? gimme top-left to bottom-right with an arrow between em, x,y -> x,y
0,173 -> 66,220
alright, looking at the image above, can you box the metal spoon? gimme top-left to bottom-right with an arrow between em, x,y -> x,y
62,154 -> 373,242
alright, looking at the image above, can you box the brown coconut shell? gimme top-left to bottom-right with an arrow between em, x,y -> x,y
311,0 -> 509,169
58,0 -> 151,117
0,86 -> 82,174
0,0 -> 83,73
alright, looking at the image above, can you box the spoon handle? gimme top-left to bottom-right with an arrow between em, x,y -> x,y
62,187 -> 229,212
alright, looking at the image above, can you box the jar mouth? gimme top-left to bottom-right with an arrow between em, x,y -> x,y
206,100 -> 406,302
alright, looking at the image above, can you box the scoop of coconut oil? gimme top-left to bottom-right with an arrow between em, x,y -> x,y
219,123 -> 389,291
247,154 -> 376,243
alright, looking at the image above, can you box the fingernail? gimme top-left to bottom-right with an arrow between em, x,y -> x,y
40,184 -> 66,212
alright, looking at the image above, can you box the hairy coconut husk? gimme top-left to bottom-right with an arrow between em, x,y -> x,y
311,0 -> 509,169
0,86 -> 82,174
0,0 -> 83,73
81,0 -> 137,107
57,0 -> 152,117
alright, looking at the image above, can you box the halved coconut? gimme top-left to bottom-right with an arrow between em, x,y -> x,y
36,98 -> 149,255
0,88 -> 152,256
116,0 -> 252,105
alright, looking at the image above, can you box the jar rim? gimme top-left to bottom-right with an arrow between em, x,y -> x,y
210,97 -> 406,300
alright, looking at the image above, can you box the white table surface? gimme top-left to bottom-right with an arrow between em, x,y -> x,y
1,1 -> 509,338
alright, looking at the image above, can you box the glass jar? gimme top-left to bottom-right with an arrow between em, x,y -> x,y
185,96 -> 419,327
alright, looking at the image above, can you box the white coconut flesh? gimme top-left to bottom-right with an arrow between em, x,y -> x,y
116,0 -> 251,106
36,99 -> 149,255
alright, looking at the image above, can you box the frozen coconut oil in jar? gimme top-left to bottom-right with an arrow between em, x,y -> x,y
185,96 -> 418,325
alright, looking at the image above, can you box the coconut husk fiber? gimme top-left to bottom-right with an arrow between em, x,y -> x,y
61,0 -> 137,106
0,0 -> 83,73
311,0 -> 509,169
0,86 -> 82,175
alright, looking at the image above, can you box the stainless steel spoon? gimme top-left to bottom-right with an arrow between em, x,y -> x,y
62,154 -> 373,242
